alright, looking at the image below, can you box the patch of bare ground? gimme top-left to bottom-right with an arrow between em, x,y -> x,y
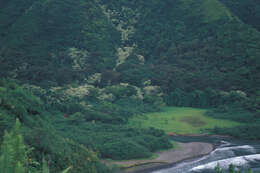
107,142 -> 213,173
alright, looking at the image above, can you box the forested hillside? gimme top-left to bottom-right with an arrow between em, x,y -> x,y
0,0 -> 260,172
0,0 -> 120,86
1,0 -> 259,92
100,0 -> 260,94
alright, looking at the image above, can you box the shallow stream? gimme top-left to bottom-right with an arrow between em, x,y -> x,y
151,136 -> 260,173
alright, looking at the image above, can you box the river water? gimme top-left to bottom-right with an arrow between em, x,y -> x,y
151,136 -> 260,173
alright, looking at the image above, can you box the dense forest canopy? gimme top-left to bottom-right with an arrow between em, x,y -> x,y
0,0 -> 259,92
0,0 -> 260,172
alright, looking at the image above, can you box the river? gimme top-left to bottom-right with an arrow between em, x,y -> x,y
150,136 -> 260,173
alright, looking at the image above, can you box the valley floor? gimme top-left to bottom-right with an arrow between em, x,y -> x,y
109,142 -> 213,173
128,107 -> 240,134
112,107 -> 239,172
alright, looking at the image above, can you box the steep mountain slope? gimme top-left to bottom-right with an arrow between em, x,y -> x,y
0,0 -> 260,172
0,0 -> 120,86
0,0 -> 259,94
0,79 -> 111,173
220,0 -> 260,31
0,79 -> 171,172
100,0 -> 260,94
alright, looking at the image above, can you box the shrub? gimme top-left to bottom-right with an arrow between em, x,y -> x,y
100,139 -> 151,160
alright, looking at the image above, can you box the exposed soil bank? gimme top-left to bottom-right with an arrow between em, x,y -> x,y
112,142 -> 213,173
167,132 -> 230,138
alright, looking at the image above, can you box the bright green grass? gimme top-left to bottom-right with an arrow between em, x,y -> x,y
201,0 -> 233,22
128,107 -> 241,134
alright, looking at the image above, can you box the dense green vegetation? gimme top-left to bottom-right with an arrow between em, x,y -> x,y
208,104 -> 260,140
219,0 -> 260,31
0,80 -> 111,172
0,0 -> 120,86
0,79 -> 172,172
1,0 -> 259,91
0,0 -> 260,172
97,0 -> 260,141
0,119 -> 72,173
100,0 -> 260,93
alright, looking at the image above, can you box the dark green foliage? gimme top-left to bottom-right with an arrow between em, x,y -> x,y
0,0 -> 259,91
0,80 -> 112,172
220,0 -> 260,31
0,119 -> 76,173
134,135 -> 171,152
165,88 -> 249,108
39,82 -> 164,125
0,0 -> 36,38
207,106 -> 259,123
113,96 -> 164,116
56,122 -> 172,160
1,0 -> 260,170
143,95 -> 165,111
0,79 -> 172,165
0,79 -> 43,129
0,0 -> 120,86
101,140 -> 150,160
103,85 -> 137,100
213,124 -> 260,140
1,0 -> 259,92
116,55 -> 152,86
208,93 -> 260,139
101,0 -> 260,96
25,127 -> 109,173
0,119 -> 26,173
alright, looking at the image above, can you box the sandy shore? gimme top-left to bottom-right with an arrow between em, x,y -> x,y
110,142 -> 214,173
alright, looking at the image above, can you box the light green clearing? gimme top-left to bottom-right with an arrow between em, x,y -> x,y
128,107 -> 240,134
181,0 -> 233,23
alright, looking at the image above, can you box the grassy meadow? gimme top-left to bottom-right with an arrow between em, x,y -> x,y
128,107 -> 241,134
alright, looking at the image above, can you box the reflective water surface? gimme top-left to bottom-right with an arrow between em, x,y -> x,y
151,136 -> 260,173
